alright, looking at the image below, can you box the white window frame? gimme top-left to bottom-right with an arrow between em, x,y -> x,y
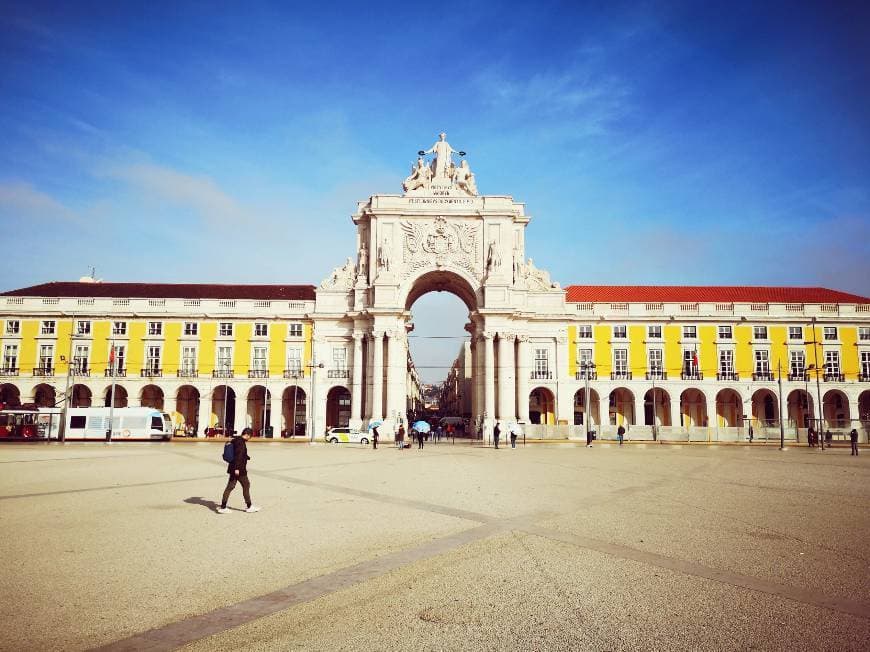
612,325 -> 627,339
790,350 -> 805,377
252,345 -> 268,371
861,351 -> 870,377
38,344 -> 54,370
217,345 -> 233,371
823,327 -> 838,341
5,320 -> 20,335
788,326 -> 803,341
683,350 -> 699,375
648,325 -> 662,339
112,321 -> 127,336
254,322 -> 268,337
76,320 -> 91,336
183,322 -> 198,336
219,322 -> 234,337
613,348 -> 628,375
332,346 -> 347,371
288,323 -> 303,338
110,344 -> 126,372
754,350 -> 770,374
719,349 -> 734,375
824,350 -> 840,375
73,344 -> 90,373
577,325 -> 593,339
147,321 -> 163,336
753,326 -> 768,340
286,347 -> 302,372
181,345 -> 197,374
3,344 -> 18,371
145,345 -> 161,373
717,325 -> 732,340
682,325 -> 697,339
41,320 -> 56,335
534,348 -> 549,376
648,349 -> 663,374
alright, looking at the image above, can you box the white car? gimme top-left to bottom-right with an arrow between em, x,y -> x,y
325,427 -> 369,445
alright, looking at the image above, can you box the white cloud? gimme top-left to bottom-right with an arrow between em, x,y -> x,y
0,181 -> 82,224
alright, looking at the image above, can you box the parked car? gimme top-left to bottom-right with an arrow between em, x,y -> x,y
325,426 -> 369,445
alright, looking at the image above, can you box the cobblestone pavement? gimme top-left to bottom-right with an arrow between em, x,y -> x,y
1,440 -> 868,651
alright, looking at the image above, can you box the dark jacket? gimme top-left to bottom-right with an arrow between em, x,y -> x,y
493,425 -> 501,439
227,436 -> 250,475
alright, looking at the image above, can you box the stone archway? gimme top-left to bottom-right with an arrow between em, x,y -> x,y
787,389 -> 813,429
716,388 -> 743,428
0,383 -> 21,407
609,388 -> 634,426
282,386 -> 306,437
246,385 -> 270,437
176,386 -> 200,435
141,384 -> 164,410
33,384 -> 56,408
103,385 -> 129,408
529,387 -> 554,425
573,388 -> 600,427
326,386 -> 350,429
680,388 -> 707,429
822,389 -> 850,429
751,389 -> 779,428
71,384 -> 92,408
644,388 -> 671,427
211,386 -> 236,434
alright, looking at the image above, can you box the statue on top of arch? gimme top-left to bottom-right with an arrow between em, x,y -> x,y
403,132 -> 478,196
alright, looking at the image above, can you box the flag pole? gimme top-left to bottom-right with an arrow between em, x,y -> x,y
107,339 -> 115,442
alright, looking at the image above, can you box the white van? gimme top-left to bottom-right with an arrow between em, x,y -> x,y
62,407 -> 173,441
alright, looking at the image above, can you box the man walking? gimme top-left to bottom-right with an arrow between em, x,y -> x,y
417,428 -> 424,450
617,424 -> 625,446
372,425 -> 379,450
493,421 -> 501,449
850,428 -> 859,456
218,428 -> 260,514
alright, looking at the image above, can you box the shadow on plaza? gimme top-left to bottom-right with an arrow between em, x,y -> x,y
184,496 -> 223,512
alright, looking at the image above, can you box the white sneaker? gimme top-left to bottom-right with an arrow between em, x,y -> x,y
245,505 -> 261,513
216,507 -> 230,514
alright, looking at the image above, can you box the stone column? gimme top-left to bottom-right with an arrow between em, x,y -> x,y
196,393 -> 212,438
371,331 -> 384,421
516,335 -> 530,423
483,333 -> 495,427
469,338 -> 478,424
386,329 -> 402,429
705,393 -> 718,441
497,333 -> 516,421
634,392 -> 645,429
671,395 -> 682,431
350,332 -> 364,427
265,385 -> 277,437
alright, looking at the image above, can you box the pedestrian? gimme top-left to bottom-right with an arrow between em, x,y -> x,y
586,424 -> 593,448
217,428 -> 260,514
807,427 -> 816,447
748,424 -> 754,443
617,424 -> 625,446
825,430 -> 832,445
372,425 -> 379,450
396,424 -> 405,449
850,428 -> 859,456
509,427 -> 517,449
493,421 -> 501,449
417,428 -> 424,449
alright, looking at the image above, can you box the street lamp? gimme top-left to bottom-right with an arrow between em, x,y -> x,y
808,318 -> 825,451
307,360 -> 324,442
579,361 -> 596,446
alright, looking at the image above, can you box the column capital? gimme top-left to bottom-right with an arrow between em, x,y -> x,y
517,334 -> 530,343
556,334 -> 568,344
352,332 -> 365,341
499,332 -> 516,342
479,332 -> 494,342
371,330 -> 385,340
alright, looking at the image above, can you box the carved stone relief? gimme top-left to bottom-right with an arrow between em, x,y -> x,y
400,216 -> 480,280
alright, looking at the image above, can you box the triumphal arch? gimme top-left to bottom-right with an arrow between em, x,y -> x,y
315,132 -> 566,434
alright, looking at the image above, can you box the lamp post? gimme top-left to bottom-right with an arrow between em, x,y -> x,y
60,322 -> 78,443
307,359 -> 324,442
580,361 -> 596,445
651,370 -> 658,442
808,318 -> 825,451
777,360 -> 785,450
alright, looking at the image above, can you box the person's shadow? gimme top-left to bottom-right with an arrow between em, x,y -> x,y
184,497 -> 222,512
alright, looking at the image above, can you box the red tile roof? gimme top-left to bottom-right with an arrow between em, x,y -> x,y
1,282 -> 316,301
564,286 -> 870,304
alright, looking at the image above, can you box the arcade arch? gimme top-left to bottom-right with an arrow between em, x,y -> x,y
751,389 -> 779,427
71,384 -> 92,408
141,385 -> 164,410
822,389 -> 850,429
716,388 -> 743,427
680,389 -> 707,428
326,386 -> 351,429
573,388 -> 600,428
176,386 -> 200,434
282,386 -> 306,437
644,388 -> 671,427
211,386 -> 236,433
33,384 -> 56,408
786,389 -> 814,429
104,385 -> 128,408
247,385 -> 271,436
0,383 -> 21,407
609,388 -> 635,426
529,387 -> 554,425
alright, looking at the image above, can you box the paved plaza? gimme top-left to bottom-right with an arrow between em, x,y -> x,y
1,440 -> 868,651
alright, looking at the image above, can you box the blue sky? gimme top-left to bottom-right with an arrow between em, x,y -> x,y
1,1 -> 868,382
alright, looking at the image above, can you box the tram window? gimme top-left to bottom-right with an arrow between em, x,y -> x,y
151,416 -> 163,430
70,416 -> 86,429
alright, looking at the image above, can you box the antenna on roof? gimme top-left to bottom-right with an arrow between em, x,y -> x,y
79,266 -> 103,284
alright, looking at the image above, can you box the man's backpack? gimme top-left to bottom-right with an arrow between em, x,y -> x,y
222,440 -> 235,463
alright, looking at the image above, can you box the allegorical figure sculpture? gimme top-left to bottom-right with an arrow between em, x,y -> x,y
357,243 -> 368,280
486,240 -> 501,273
378,237 -> 391,272
422,132 -> 462,179
452,159 -> 478,196
402,157 -> 432,192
